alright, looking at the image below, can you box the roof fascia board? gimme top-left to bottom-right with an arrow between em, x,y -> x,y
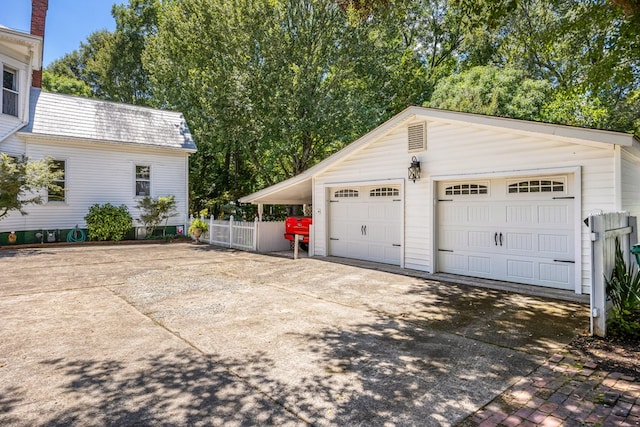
240,105 -> 638,203
17,132 -> 197,154
304,107 -> 419,176
0,28 -> 42,69
239,176 -> 312,204
239,107 -> 419,203
414,107 -> 636,147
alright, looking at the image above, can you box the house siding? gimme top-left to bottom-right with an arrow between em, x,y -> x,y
313,118 -> 617,294
621,147 -> 640,218
0,132 -> 26,154
1,138 -> 189,232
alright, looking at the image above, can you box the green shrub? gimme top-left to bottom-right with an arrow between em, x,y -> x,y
605,238 -> 640,339
85,203 -> 133,241
188,217 -> 208,234
136,195 -> 177,237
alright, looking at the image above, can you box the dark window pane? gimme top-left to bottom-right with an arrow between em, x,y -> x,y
48,160 -> 65,201
136,181 -> 150,197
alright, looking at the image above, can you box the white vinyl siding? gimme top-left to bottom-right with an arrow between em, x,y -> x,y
1,139 -> 189,232
621,148 -> 640,220
0,133 -> 26,154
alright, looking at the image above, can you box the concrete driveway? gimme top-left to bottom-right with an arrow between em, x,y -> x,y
0,243 -> 588,426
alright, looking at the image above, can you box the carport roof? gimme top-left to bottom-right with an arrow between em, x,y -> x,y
239,106 -> 639,205
243,175 -> 313,205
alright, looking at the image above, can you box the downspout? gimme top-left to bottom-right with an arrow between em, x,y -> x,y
185,154 -> 190,232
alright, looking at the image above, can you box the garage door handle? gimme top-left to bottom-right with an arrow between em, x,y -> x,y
494,232 -> 498,246
499,232 -> 503,246
361,225 -> 364,235
553,259 -> 575,263
330,237 -> 339,241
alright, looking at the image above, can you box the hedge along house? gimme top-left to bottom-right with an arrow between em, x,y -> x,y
0,1 -> 196,244
240,106 -> 640,296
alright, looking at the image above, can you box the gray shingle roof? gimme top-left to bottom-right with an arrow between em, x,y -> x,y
21,89 -> 196,152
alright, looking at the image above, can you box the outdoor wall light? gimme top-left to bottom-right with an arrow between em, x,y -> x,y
408,156 -> 421,183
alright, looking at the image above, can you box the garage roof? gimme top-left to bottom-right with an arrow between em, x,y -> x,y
240,106 -> 639,205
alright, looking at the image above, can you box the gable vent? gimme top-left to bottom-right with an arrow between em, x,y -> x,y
408,122 -> 426,152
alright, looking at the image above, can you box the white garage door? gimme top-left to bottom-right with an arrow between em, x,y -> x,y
329,185 -> 402,265
437,176 -> 575,290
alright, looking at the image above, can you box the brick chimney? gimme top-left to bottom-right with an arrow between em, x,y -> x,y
30,0 -> 49,88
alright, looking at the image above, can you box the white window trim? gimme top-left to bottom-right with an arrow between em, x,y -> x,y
0,54 -> 29,121
47,158 -> 67,204
1,63 -> 19,118
134,164 -> 151,197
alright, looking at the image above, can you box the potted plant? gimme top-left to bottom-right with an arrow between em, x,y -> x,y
188,217 -> 208,243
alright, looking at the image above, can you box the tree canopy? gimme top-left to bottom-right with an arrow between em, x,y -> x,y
41,0 -> 640,216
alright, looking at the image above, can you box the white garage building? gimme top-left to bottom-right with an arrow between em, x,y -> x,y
240,107 -> 640,295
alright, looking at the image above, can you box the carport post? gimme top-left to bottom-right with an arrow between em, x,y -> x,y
294,234 -> 299,260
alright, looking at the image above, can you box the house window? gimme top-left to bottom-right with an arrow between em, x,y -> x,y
48,160 -> 66,202
507,179 -> 565,194
445,183 -> 488,196
334,189 -> 358,198
2,66 -> 18,117
370,187 -> 399,197
135,165 -> 150,196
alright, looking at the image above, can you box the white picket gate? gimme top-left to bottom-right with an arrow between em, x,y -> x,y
589,212 -> 638,337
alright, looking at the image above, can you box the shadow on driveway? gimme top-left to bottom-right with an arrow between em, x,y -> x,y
0,244 -> 589,426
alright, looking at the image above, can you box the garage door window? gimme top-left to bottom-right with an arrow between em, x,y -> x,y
507,179 -> 564,194
445,183 -> 488,196
370,187 -> 399,197
334,189 -> 359,198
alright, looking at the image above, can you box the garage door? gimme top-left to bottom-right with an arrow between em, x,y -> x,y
329,185 -> 402,265
437,176 -> 575,290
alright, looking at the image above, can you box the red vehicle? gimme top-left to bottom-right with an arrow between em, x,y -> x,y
284,217 -> 312,251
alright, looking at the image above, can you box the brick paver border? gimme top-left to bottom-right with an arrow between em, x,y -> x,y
460,353 -> 640,426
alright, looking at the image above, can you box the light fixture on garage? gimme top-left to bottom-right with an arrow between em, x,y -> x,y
408,156 -> 421,183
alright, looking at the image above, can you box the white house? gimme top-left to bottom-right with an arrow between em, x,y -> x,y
240,106 -> 640,295
0,1 -> 196,244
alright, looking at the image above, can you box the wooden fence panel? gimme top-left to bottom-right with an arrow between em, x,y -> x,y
589,212 -> 637,336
